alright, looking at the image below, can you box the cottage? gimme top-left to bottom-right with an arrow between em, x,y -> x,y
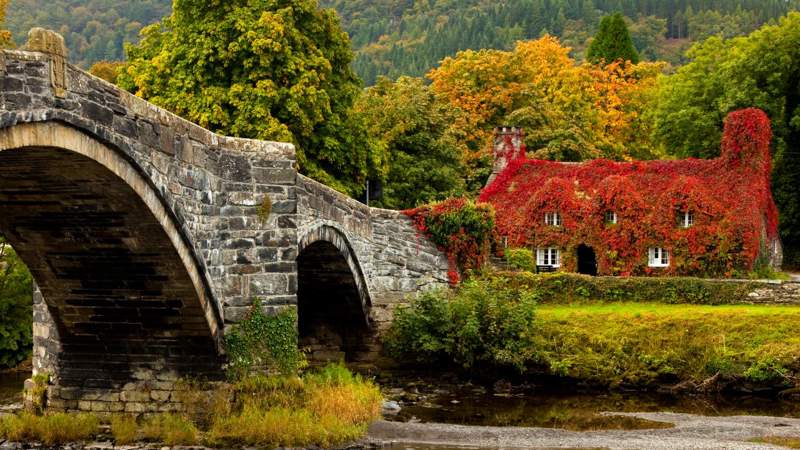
479,108 -> 781,277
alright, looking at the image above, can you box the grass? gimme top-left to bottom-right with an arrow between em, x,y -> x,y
0,412 -> 99,445
0,364 -> 381,448
534,303 -> 800,386
206,364 -> 382,448
110,414 -> 137,445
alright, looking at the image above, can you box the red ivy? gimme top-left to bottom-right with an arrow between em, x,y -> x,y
405,198 -> 496,284
479,108 -> 778,277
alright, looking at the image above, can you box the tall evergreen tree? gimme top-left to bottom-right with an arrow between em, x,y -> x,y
587,12 -> 640,64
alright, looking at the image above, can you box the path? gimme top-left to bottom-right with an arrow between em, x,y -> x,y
367,412 -> 800,449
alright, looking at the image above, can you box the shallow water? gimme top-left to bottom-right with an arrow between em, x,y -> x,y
379,373 -> 800,430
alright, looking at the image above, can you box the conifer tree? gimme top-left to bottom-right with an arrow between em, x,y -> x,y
587,12 -> 640,64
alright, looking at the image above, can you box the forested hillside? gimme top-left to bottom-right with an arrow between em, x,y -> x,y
6,0 -> 169,67
321,0 -> 800,84
7,0 -> 800,77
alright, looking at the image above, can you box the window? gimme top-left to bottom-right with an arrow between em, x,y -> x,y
544,212 -> 562,227
679,211 -> 694,228
537,247 -> 561,267
605,211 -> 618,225
648,247 -> 670,268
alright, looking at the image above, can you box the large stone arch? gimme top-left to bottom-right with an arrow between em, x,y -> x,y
0,121 -> 224,387
296,224 -> 372,361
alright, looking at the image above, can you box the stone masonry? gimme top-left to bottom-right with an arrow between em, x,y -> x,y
1,29 -> 448,412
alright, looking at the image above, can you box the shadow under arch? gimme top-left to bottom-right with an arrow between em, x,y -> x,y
297,225 -> 372,361
0,121 -> 223,388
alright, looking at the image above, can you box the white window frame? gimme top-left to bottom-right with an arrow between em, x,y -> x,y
680,211 -> 694,228
648,247 -> 670,268
537,247 -> 561,267
544,212 -> 562,227
605,211 -> 618,224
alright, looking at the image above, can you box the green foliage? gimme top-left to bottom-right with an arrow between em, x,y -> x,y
587,12 -> 640,64
355,76 -> 466,209
488,271 -> 767,305
385,281 -> 539,372
6,0 -> 170,67
652,12 -> 800,267
321,0 -> 799,84
119,0 -> 381,197
0,236 -> 32,368
504,248 -> 536,272
223,301 -> 305,380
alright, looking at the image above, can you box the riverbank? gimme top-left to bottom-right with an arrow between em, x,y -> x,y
368,413 -> 800,450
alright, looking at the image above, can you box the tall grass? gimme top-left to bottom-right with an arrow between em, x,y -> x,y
0,412 -> 98,445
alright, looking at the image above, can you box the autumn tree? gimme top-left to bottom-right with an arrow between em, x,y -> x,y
355,76 -> 465,209
652,12 -> 800,267
0,0 -> 13,49
428,36 -> 661,189
587,12 -> 640,64
89,60 -> 126,83
119,0 -> 381,196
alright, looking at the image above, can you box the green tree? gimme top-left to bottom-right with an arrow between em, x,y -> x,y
355,76 -> 466,209
587,12 -> 640,64
119,0 -> 381,196
652,12 -> 800,267
0,236 -> 32,368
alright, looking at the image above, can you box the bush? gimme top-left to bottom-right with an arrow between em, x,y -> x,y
0,237 -> 33,368
385,280 -> 538,371
489,271 -> 768,305
504,248 -> 536,272
223,300 -> 306,379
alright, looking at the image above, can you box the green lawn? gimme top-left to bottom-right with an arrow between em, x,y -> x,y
533,303 -> 800,386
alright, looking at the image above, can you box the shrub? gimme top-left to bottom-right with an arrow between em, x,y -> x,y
0,237 -> 33,368
489,271 -> 767,305
504,248 -> 536,272
385,280 -> 538,371
223,300 -> 306,379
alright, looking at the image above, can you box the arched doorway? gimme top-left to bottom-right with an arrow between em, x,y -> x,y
577,244 -> 598,276
297,237 -> 370,363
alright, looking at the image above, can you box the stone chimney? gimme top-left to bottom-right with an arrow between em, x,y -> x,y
487,126 -> 525,186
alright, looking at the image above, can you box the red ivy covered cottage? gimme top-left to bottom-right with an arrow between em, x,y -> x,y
479,108 -> 782,277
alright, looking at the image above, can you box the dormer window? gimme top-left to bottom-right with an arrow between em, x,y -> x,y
648,247 -> 670,268
544,212 -> 562,227
537,247 -> 561,268
605,211 -> 618,225
679,211 -> 694,228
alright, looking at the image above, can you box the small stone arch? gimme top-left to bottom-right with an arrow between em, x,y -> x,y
297,224 -> 372,326
297,225 -> 372,362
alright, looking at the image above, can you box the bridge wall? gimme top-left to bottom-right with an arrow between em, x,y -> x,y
296,175 -> 449,331
2,31 -> 448,411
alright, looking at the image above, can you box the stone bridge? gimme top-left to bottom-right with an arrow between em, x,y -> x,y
0,30 -> 448,412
